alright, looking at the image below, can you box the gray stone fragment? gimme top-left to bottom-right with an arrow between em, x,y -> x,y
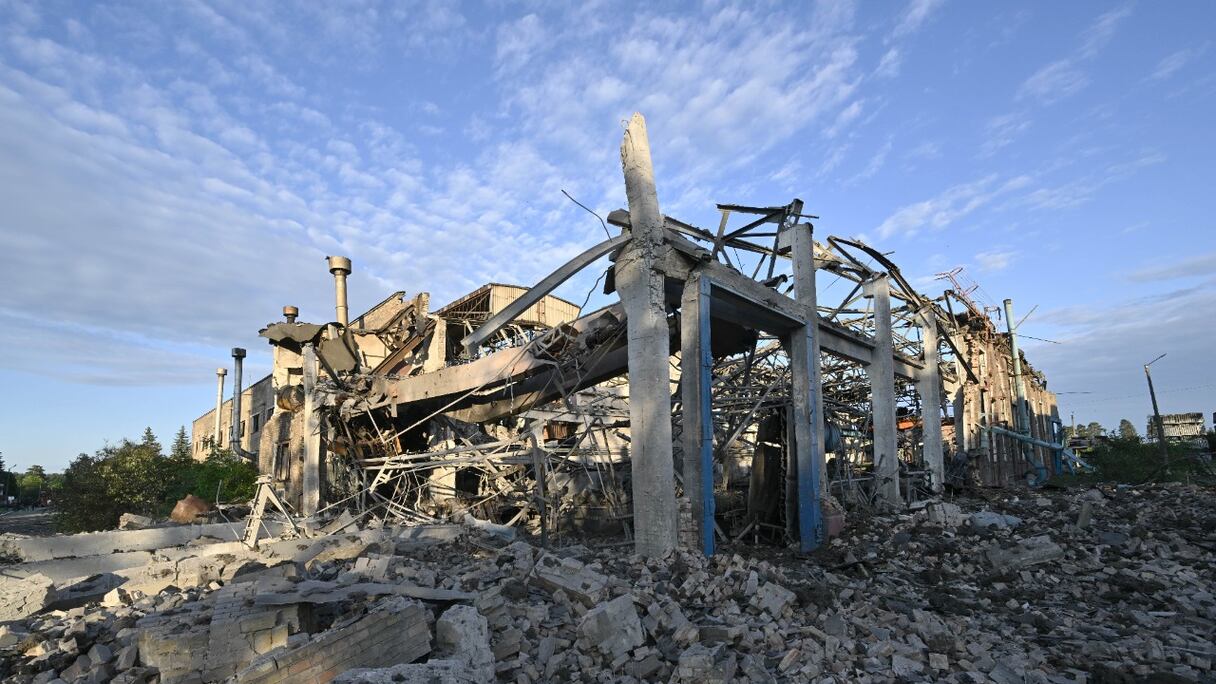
579,594 -> 644,658
755,581 -> 796,616
986,535 -> 1064,570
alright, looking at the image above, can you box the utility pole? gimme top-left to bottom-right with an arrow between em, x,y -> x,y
1003,299 -> 1037,482
1144,354 -> 1170,472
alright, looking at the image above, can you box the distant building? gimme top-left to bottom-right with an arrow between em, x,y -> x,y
1145,412 -> 1206,442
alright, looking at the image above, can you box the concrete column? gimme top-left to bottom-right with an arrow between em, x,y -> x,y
302,343 -> 322,516
786,223 -> 824,551
617,112 -> 677,556
680,276 -> 714,555
918,309 -> 944,491
423,317 -> 447,372
213,368 -> 227,446
864,275 -> 899,505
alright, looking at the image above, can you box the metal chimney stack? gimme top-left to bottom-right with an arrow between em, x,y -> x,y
230,347 -> 246,452
283,305 -> 299,323
213,368 -> 227,445
327,256 -> 352,326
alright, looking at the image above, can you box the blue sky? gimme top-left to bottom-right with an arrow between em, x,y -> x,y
0,1 -> 1213,471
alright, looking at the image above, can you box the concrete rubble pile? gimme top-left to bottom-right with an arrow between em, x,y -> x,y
0,483 -> 1213,683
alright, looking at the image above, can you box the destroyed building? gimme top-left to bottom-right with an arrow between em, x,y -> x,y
182,115 -> 1082,559
1146,412 -> 1207,443
9,113 -> 1195,684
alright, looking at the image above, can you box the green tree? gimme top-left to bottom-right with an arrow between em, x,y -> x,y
170,426 -> 191,461
140,427 -> 163,456
1079,421 -> 1105,438
17,465 -> 48,505
1117,419 -> 1139,442
55,439 -> 171,532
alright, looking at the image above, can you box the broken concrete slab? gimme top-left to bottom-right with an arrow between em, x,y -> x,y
986,535 -> 1064,570
252,577 -> 473,606
528,552 -> 607,606
754,581 -> 796,616
1,522 -> 255,562
579,594 -> 644,658
924,501 -> 965,527
0,572 -> 55,621
2,550 -> 154,584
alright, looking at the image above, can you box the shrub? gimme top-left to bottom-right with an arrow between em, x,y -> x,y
55,439 -> 260,533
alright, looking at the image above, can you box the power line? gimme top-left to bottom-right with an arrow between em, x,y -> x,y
1062,382 -> 1216,407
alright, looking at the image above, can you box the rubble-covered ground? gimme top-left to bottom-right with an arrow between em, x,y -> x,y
1,484 -> 1213,683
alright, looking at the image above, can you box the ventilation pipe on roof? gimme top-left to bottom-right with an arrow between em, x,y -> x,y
213,367 -> 227,446
327,256 -> 352,327
283,305 -> 299,323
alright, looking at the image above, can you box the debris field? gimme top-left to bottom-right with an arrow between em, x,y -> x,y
2,483 -> 1213,683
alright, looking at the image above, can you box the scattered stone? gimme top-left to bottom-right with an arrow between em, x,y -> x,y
118,513 -> 156,530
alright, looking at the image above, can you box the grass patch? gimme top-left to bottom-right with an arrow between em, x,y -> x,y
1049,438 -> 1214,486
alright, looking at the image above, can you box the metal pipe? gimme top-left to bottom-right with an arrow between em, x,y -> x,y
230,347 -> 246,453
283,305 -> 299,324
213,368 -> 227,446
327,256 -> 352,326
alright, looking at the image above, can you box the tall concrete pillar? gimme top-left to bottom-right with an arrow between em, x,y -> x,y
680,276 -> 713,555
617,112 -> 677,556
214,367 -> 227,446
918,309 -> 944,491
302,343 -> 322,516
864,275 -> 899,505
787,223 -> 825,551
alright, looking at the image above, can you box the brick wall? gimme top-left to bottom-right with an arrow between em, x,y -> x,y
234,597 -> 431,684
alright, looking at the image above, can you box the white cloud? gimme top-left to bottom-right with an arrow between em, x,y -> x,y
1015,4 -> 1134,105
846,136 -> 892,184
1028,284 -> 1216,428
1128,251 -> 1216,283
875,174 -> 1030,239
981,111 -> 1031,155
875,47 -> 902,78
974,248 -> 1018,273
1077,3 -> 1133,59
825,100 -> 864,138
496,14 -> 546,72
1018,60 -> 1088,104
1020,150 -> 1166,211
891,0 -> 945,40
1150,43 -> 1209,81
